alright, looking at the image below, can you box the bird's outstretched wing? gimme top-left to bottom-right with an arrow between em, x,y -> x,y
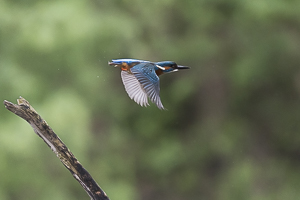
131,63 -> 164,109
121,70 -> 149,107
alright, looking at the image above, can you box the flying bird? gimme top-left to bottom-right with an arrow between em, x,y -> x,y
109,59 -> 189,109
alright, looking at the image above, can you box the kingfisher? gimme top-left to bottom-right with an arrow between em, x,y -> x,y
109,59 -> 189,109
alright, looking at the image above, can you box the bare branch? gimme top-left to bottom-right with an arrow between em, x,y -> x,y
4,97 -> 110,200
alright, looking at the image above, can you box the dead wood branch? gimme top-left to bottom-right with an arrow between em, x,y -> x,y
4,97 -> 109,200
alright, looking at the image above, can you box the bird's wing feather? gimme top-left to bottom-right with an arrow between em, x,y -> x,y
131,63 -> 165,109
121,71 -> 149,107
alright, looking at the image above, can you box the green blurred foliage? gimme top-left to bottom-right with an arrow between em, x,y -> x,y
1,0 -> 300,199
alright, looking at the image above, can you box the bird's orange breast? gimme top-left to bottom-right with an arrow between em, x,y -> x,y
155,69 -> 164,76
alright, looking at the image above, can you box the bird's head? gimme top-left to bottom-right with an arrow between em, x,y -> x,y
155,61 -> 190,75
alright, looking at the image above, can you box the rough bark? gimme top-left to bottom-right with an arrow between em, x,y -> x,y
3,97 -> 109,200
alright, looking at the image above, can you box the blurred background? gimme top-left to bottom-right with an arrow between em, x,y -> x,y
1,0 -> 300,199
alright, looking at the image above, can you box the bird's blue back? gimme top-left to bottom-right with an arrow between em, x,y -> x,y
132,63 -> 159,84
111,59 -> 149,65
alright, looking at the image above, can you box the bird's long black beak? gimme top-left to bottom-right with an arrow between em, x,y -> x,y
176,65 -> 190,70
